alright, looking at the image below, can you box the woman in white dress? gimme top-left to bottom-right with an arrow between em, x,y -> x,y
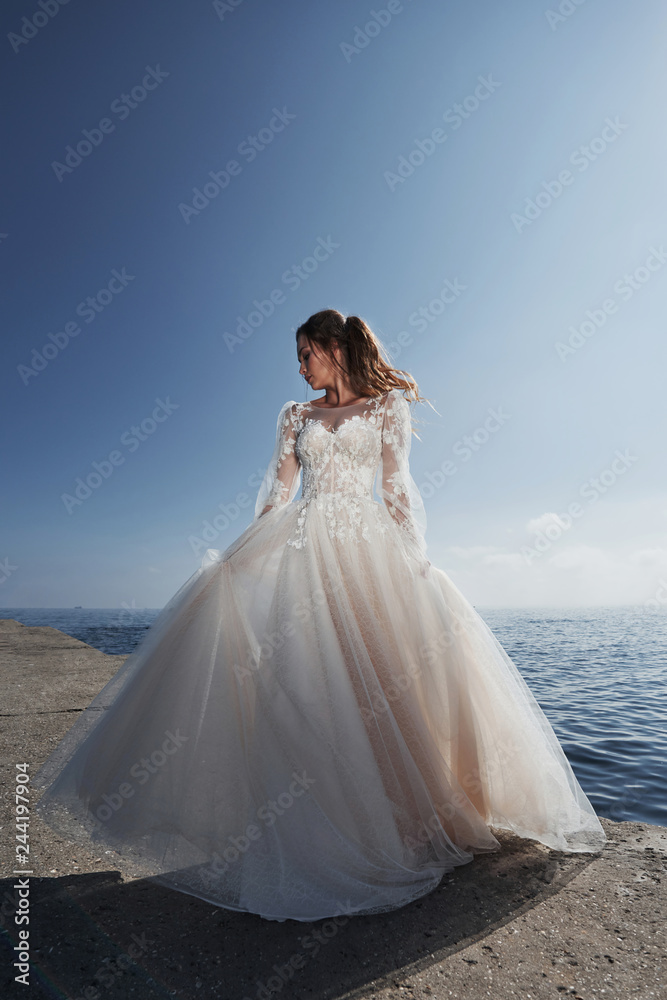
34,309 -> 606,923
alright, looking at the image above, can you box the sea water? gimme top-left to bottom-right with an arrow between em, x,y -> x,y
4,604 -> 665,828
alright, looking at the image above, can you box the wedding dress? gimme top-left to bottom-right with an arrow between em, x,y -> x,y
34,388 -> 606,922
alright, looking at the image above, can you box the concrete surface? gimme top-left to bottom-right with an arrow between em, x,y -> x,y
0,617 -> 664,1000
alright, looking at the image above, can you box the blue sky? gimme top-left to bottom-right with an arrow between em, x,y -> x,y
3,0 -> 666,610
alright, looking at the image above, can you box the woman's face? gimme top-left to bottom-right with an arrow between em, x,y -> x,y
297,335 -> 338,389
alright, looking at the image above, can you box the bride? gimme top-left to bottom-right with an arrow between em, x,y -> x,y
34,308 -> 606,923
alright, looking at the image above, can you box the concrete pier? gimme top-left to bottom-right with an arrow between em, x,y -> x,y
1,617 -> 664,999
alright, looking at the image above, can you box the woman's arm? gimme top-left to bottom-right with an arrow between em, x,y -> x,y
254,401 -> 302,520
378,389 -> 430,574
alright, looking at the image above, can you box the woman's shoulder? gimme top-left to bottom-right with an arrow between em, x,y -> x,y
278,400 -> 308,425
276,399 -> 299,414
384,386 -> 411,409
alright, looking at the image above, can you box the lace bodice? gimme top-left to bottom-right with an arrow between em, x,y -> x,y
253,389 -> 428,564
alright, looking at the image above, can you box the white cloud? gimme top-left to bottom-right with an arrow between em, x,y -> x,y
447,545 -> 498,559
481,551 -> 526,571
525,512 -> 571,535
440,539 -> 667,607
546,545 -> 612,571
432,495 -> 667,605
627,547 -> 667,567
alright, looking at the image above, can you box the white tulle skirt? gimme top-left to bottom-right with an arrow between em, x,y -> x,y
34,497 -> 606,922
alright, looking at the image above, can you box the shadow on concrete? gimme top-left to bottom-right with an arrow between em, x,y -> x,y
0,829 -> 599,1000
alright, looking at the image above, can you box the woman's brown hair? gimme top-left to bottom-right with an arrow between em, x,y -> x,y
295,310 -> 429,411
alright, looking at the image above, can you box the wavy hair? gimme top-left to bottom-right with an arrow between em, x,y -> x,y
295,310 -> 429,412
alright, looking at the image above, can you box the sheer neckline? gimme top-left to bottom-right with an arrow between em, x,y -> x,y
305,392 -> 387,410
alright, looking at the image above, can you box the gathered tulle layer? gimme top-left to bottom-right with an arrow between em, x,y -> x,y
34,497 -> 606,922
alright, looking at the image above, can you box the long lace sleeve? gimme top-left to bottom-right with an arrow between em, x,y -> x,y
376,389 -> 430,573
253,400 -> 302,520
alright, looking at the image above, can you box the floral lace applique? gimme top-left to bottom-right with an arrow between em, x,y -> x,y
253,390 -> 427,561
